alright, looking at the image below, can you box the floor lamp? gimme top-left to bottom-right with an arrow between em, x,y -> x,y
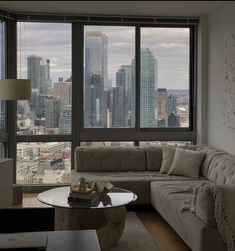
0,79 -> 31,206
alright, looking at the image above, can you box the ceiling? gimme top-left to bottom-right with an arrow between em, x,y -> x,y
0,1 -> 233,17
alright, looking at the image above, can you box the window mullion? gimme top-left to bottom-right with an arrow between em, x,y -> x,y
72,23 -> 83,168
6,19 -> 17,182
135,25 -> 141,133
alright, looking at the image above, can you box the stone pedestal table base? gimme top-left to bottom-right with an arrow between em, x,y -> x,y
55,206 -> 126,249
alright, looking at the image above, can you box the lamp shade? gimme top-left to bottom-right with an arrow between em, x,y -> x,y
0,79 -> 31,100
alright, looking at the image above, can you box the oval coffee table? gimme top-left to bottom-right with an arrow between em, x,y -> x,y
38,186 -> 137,249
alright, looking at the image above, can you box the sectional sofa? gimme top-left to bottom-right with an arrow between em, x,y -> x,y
74,145 -> 234,251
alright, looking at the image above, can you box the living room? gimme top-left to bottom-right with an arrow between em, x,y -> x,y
0,1 -> 235,251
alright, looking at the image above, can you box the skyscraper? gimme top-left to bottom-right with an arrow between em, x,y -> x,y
27,55 -> 52,93
53,81 -> 72,108
59,105 -> 71,134
27,55 -> 42,89
168,112 -> 180,127
40,59 -> 52,94
130,48 -> 157,127
0,101 -> 4,129
84,31 -> 108,128
45,98 -> 60,128
157,88 -> 168,127
168,94 -> 177,115
112,65 -> 131,127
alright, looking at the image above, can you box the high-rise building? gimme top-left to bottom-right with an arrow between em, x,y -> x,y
59,105 -> 71,134
84,31 -> 108,128
130,48 -> 157,127
40,59 -> 52,94
45,98 -> 60,128
53,81 -> 72,108
27,55 -> 52,93
27,55 -> 42,89
157,88 -> 168,127
112,86 -> 125,127
112,65 -> 131,127
0,101 -> 4,129
168,112 -> 180,127
168,94 -> 177,115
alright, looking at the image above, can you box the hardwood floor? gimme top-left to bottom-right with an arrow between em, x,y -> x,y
20,193 -> 191,251
136,208 -> 191,251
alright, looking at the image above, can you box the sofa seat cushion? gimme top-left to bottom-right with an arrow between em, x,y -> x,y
151,180 -> 225,251
75,171 -> 207,183
195,184 -> 217,227
74,171 -> 207,204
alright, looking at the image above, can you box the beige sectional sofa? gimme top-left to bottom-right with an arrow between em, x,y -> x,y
74,145 -> 234,251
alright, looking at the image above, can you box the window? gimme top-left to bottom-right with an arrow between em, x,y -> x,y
80,142 -> 134,147
17,142 -> 71,184
17,22 -> 72,135
140,28 -> 190,128
84,26 -> 135,128
139,141 -> 192,147
17,22 -> 72,184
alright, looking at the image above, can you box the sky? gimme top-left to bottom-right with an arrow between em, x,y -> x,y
17,22 -> 189,89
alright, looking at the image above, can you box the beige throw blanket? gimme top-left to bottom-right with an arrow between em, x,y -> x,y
179,183 -> 235,251
214,185 -> 235,251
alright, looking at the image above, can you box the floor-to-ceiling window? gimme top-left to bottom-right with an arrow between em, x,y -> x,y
12,15 -> 197,186
17,22 -> 72,184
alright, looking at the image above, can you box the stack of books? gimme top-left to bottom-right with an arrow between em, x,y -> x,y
68,190 -> 99,205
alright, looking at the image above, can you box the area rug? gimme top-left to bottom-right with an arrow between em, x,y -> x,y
103,212 -> 159,251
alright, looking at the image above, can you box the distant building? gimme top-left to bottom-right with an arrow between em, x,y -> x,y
168,112 -> 180,127
112,65 -> 131,127
168,94 -> 177,115
59,105 -> 71,134
53,81 -> 72,108
45,98 -> 60,128
157,88 -> 168,127
157,118 -> 166,128
139,48 -> 158,127
27,55 -> 52,94
84,31 -> 108,128
27,55 -> 42,89
0,101 -> 4,129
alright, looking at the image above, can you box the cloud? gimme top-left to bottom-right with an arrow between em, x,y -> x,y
17,22 -> 190,88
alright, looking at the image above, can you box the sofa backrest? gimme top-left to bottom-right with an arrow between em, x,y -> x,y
197,146 -> 235,185
206,153 -> 235,185
145,146 -> 162,171
75,146 -> 146,172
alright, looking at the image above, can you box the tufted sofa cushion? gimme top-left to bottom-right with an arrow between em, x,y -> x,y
75,146 -> 146,172
206,154 -> 235,185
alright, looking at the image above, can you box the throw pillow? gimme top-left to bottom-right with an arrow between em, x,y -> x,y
168,148 -> 205,178
160,146 -> 176,174
195,184 -> 217,227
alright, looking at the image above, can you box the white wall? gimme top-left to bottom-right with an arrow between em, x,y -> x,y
207,3 -> 235,154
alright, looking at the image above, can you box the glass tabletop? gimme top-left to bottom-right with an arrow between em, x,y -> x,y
37,186 -> 137,209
